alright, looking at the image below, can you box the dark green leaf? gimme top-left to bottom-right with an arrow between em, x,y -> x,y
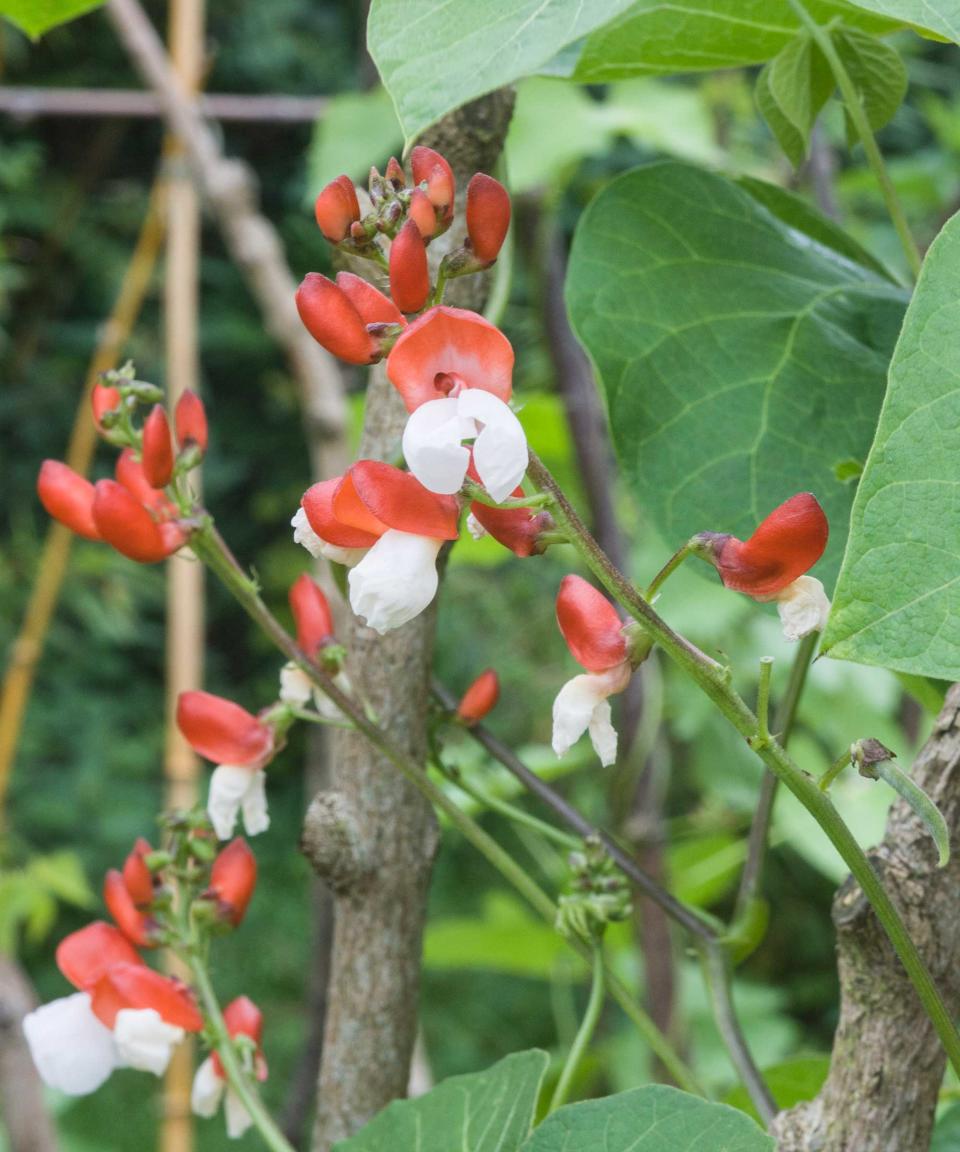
0,0 -> 103,38
566,162 -> 906,587
756,62 -> 809,168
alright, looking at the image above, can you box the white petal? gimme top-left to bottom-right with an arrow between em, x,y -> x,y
241,770 -> 270,837
588,700 -> 618,767
551,663 -> 631,767
319,541 -> 368,567
402,397 -> 475,495
208,765 -> 251,840
313,670 -> 352,722
291,507 -> 324,559
458,391 -> 528,504
224,1086 -> 255,1139
113,1009 -> 184,1076
279,663 -> 312,707
191,1057 -> 225,1119
23,993 -> 118,1096
466,512 -> 487,541
348,530 -> 442,634
776,576 -> 831,641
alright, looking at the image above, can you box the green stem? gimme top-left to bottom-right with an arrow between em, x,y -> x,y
189,957 -> 296,1152
819,749 -> 852,791
464,481 -> 550,510
754,657 -> 774,748
646,542 -> 693,601
873,759 -> 950,867
550,938 -> 606,1112
527,450 -> 960,1077
786,0 -> 922,279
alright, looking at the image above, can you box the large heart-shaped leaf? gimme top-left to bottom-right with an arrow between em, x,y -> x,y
0,0 -> 103,38
333,1050 -> 549,1152
822,211 -> 960,678
520,1086 -> 774,1151
566,162 -> 907,588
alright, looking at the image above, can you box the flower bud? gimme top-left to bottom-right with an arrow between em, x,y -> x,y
205,838 -> 257,927
214,996 -> 267,1080
37,460 -> 102,541
122,838 -> 155,907
385,156 -> 406,189
296,273 -> 379,365
335,272 -> 404,327
556,575 -> 628,673
469,496 -> 553,558
314,175 -> 360,244
407,188 -> 438,239
389,219 -> 430,314
142,405 -> 174,489
466,173 -> 511,263
174,389 -> 208,454
289,573 -> 335,656
91,381 -> 122,431
91,479 -> 181,564
104,870 -> 157,948
456,669 -> 500,725
410,146 -> 455,225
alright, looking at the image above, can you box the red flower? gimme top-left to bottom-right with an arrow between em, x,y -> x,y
386,306 -> 514,412
389,219 -> 430,314
556,575 -> 628,673
212,995 -> 267,1080
296,273 -> 380,365
335,272 -> 404,327
174,389 -> 208,454
457,669 -> 500,725
141,405 -> 174,489
205,838 -> 257,927
314,175 -> 361,243
466,173 -> 511,263
90,963 -> 203,1032
56,921 -> 144,991
91,381 -> 122,430
410,146 -> 455,225
469,475 -> 552,558
104,870 -> 157,949
176,691 -> 275,768
37,461 -> 101,541
91,479 -> 185,564
289,573 -> 335,656
122,838 -> 155,908
408,188 -> 439,238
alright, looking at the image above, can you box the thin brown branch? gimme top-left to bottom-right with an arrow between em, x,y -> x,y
0,86 -> 328,122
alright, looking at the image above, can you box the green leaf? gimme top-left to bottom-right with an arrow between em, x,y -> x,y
0,0 -> 103,38
823,210 -> 960,678
571,0 -> 900,83
841,0 -> 960,45
520,1086 -> 774,1151
724,1056 -> 830,1124
764,32 -> 834,165
333,1050 -> 549,1152
28,851 -> 95,908
566,162 -> 907,588
367,0 -> 637,144
933,1101 -> 960,1150
832,25 -> 908,146
307,87 -> 403,196
756,62 -> 809,168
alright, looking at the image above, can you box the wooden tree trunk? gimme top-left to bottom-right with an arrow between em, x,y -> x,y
0,956 -> 59,1152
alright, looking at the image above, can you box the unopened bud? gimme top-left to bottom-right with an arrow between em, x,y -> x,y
456,669 -> 500,725
385,156 -> 405,189
369,166 -> 389,205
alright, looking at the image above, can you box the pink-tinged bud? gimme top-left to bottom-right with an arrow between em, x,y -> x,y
457,669 -> 500,725
698,493 -> 829,598
389,219 -> 430,314
122,838 -> 155,907
176,690 -> 275,767
408,188 -> 438,239
174,389 -> 208,453
56,921 -> 144,991
296,273 -> 379,365
90,962 -> 203,1031
385,156 -> 405,189
104,869 -> 157,948
466,173 -> 511,263
142,405 -> 174,488
91,381 -> 122,430
289,573 -> 334,656
206,838 -> 257,926
410,146 -> 455,224
213,996 -> 267,1080
335,272 -> 404,327
37,460 -> 102,541
91,479 -> 175,564
556,575 -> 628,673
314,175 -> 360,243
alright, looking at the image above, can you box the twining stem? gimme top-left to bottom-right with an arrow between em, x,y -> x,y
819,749 -> 852,791
188,957 -> 296,1152
527,450 -> 960,1077
549,938 -> 606,1112
189,524 -> 701,1094
785,0 -> 922,280
646,542 -> 693,601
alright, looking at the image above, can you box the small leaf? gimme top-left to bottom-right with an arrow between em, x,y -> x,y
756,62 -> 808,167
763,31 -> 834,164
831,24 -> 908,148
872,758 -> 950,866
0,0 -> 104,38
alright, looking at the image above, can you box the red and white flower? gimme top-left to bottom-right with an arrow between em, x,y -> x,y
192,995 -> 267,1139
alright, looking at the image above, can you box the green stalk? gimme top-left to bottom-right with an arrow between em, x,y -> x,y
646,542 -> 693,601
549,939 -> 606,1112
527,451 -> 960,1076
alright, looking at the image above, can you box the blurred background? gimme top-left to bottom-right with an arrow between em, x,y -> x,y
2,2 -> 959,1148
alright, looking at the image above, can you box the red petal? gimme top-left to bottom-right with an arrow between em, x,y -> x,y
56,921 -> 144,991
212,995 -> 265,1079
90,963 -> 203,1031
142,406 -> 174,488
410,146 -> 455,222
389,219 -> 430,314
314,176 -> 360,243
175,390 -> 208,453
556,575 -> 628,673
296,273 -> 378,365
104,870 -> 156,948
92,480 -> 170,564
715,493 -> 829,597
466,173 -> 511,263
331,469 -> 391,537
289,573 -> 335,655
176,690 -> 274,766
470,499 -> 551,558
407,188 -> 438,238
122,838 -> 155,907
91,382 -> 121,430
207,838 -> 257,927
348,460 -> 460,540
335,272 -> 404,327
37,460 -> 101,540
386,307 -> 514,412
302,477 -> 382,549
457,669 -> 500,724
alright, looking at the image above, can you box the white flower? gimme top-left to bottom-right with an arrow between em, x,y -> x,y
208,765 -> 270,840
401,391 -> 527,503
279,662 -> 312,707
776,575 -> 831,641
191,1056 -> 253,1140
552,662 -> 632,767
113,1009 -> 184,1076
291,507 -> 366,567
23,993 -> 118,1096
348,530 -> 443,634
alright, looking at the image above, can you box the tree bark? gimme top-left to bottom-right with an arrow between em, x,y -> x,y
305,92 -> 515,1151
772,683 -> 960,1151
0,955 -> 59,1152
